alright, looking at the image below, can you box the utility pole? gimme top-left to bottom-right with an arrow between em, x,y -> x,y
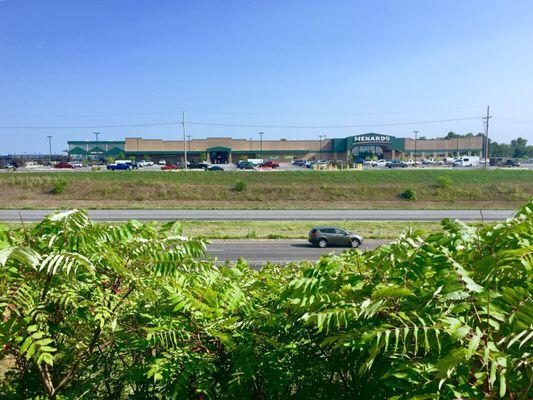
259,131 -> 264,162
482,106 -> 491,168
94,131 -> 100,143
187,135 -> 192,151
249,138 -> 252,151
413,130 -> 419,160
182,112 -> 188,172
47,136 -> 52,163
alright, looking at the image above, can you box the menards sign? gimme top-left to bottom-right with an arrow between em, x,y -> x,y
354,135 -> 392,142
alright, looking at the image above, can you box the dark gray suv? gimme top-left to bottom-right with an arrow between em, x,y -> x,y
308,226 -> 364,248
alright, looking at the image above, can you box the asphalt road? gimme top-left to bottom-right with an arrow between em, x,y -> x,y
206,239 -> 387,265
0,209 -> 515,222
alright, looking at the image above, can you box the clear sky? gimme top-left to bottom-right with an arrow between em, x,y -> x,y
1,0 -> 532,154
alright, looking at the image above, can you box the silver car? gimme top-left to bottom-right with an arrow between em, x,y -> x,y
308,226 -> 364,248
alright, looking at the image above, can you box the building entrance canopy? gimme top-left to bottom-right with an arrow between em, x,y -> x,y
348,134 -> 405,159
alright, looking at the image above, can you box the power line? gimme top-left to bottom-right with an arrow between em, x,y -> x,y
0,116 -> 482,130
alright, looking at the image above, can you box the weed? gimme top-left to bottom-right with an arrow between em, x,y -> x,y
436,176 -> 453,189
245,230 -> 257,239
400,188 -> 417,201
50,179 -> 67,195
234,180 -> 247,192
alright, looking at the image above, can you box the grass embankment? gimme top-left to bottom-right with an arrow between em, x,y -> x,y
0,169 -> 531,209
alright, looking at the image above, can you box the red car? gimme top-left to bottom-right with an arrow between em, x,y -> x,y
261,161 -> 279,168
54,162 -> 74,169
160,164 -> 179,170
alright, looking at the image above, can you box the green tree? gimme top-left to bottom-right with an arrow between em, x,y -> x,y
511,137 -> 528,158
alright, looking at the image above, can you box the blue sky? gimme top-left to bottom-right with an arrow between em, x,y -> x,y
1,0 -> 532,154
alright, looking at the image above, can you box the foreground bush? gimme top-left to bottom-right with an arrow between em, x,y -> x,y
0,203 -> 532,399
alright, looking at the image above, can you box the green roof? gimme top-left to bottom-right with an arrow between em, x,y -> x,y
68,146 -> 88,155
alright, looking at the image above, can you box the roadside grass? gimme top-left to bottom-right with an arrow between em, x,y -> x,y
0,169 -> 531,209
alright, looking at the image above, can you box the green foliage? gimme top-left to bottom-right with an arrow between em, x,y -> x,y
50,178 -> 67,195
436,175 -> 453,189
1,202 -> 532,399
400,187 -> 417,200
233,180 -> 247,192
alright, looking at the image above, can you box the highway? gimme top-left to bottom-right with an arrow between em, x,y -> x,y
205,239 -> 387,265
0,209 -> 515,222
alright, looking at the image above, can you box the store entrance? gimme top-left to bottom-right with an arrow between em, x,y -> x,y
210,151 -> 229,164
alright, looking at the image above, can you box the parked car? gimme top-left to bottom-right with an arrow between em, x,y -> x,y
206,165 -> 224,171
422,158 -> 437,165
386,160 -> 407,168
490,157 -> 504,167
305,161 -> 316,168
71,162 -> 84,168
453,156 -> 480,167
261,161 -> 279,168
5,162 -> 19,169
292,159 -> 305,166
353,158 -> 366,165
369,159 -> 387,167
504,159 -> 520,167
158,160 -> 166,165
54,162 -> 74,169
107,163 -> 131,171
236,161 -> 254,170
187,162 -> 209,170
160,164 -> 179,170
308,226 -> 364,248
404,159 -> 420,167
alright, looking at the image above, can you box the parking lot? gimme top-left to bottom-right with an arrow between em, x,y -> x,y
2,160 -> 533,173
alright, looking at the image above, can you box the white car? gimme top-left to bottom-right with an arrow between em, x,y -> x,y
138,160 -> 153,167
158,160 -> 166,165
72,162 -> 84,168
369,159 -> 387,167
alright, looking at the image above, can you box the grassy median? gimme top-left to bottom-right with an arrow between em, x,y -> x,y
180,220 -> 461,239
2,220 -> 490,240
0,169 -> 531,209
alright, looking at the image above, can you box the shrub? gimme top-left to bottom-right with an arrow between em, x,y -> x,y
0,203 -> 532,398
436,176 -> 453,189
50,178 -> 67,195
400,187 -> 417,200
234,180 -> 247,192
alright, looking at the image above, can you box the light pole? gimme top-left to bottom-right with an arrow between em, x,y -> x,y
93,132 -> 100,162
47,136 -> 52,163
259,131 -> 264,162
249,138 -> 253,151
318,134 -> 325,159
413,130 -> 419,160
182,112 -> 188,172
187,135 -> 192,151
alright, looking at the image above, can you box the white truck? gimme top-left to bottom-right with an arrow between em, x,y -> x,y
454,156 -> 480,167
247,159 -> 264,166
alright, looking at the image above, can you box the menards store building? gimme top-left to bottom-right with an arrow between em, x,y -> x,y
68,134 -> 484,163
